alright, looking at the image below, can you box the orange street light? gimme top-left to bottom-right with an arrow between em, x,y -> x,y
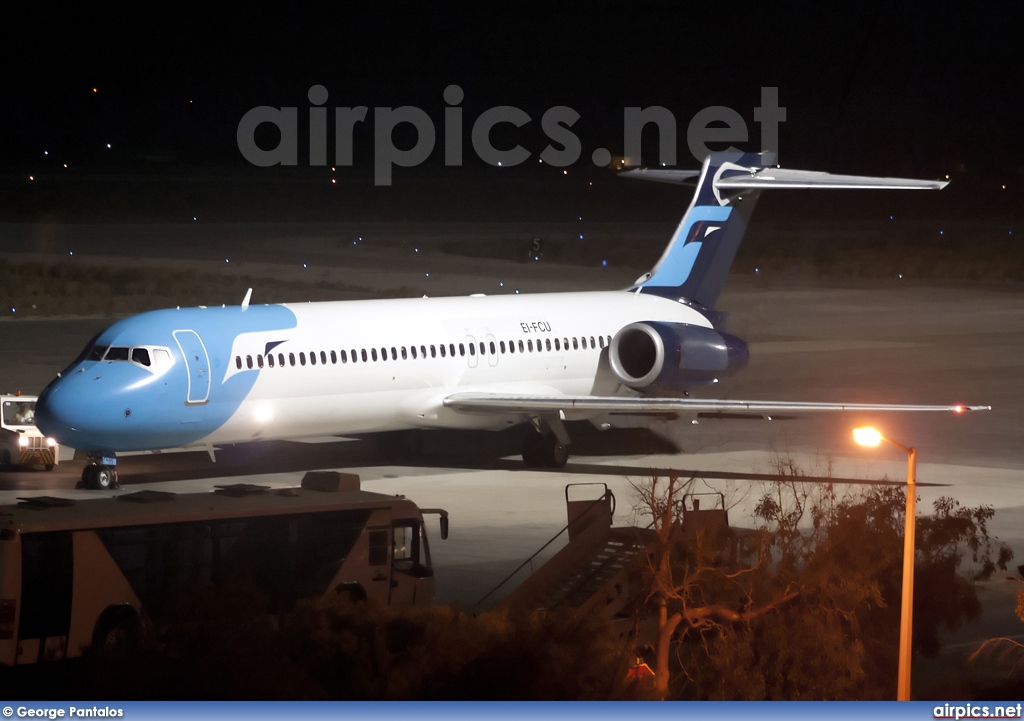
854,426 -> 917,701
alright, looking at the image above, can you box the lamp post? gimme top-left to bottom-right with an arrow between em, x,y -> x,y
853,426 -> 917,701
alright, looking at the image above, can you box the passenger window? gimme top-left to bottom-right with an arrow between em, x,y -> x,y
289,353 -> 296,366
449,343 -> 455,357
402,347 -> 408,360
340,350 -> 347,363
235,356 -> 242,370
590,336 -> 596,348
420,345 -> 426,358
321,351 -> 327,365
527,340 -> 534,352
439,345 -> 446,358
371,348 -> 378,362
379,347 -> 387,362
361,349 -> 367,362
573,338 -> 579,350
310,352 -> 316,366
545,339 -> 552,351
256,355 -> 264,369
469,343 -> 475,356
430,345 -> 437,358
410,346 -> 416,359
300,352 -> 307,366
554,338 -> 560,351
489,341 -> 496,355
268,354 -> 275,368
500,341 -> 506,354
330,350 -> 336,364
480,342 -> 485,355
277,353 -> 284,367
391,347 -> 397,360
246,355 -> 253,369
518,340 -> 525,353
598,336 -> 605,349
563,338 -> 569,349
131,348 -> 151,366
459,343 -> 465,356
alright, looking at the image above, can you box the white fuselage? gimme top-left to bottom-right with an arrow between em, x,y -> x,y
214,290 -> 707,444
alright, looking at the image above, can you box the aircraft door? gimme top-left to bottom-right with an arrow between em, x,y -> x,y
173,330 -> 211,405
485,333 -> 499,367
465,335 -> 479,369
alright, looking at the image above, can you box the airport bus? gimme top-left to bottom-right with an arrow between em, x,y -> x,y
0,473 -> 448,665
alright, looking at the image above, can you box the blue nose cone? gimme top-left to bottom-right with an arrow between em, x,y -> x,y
35,377 -> 86,444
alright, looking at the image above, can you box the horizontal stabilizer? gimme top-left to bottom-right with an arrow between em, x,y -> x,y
623,167 -> 948,191
444,392 -> 988,416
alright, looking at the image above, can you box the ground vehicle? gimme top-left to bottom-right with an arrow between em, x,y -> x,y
0,473 -> 448,665
0,395 -> 59,471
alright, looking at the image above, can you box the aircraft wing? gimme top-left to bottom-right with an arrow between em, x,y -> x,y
443,393 -> 988,416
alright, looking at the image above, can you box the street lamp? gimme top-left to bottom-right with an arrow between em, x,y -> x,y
853,425 -> 917,701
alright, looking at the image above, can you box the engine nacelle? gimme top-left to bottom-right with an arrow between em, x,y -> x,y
608,322 -> 749,390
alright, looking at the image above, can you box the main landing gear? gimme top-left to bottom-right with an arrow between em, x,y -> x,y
521,415 -> 570,469
81,453 -> 119,490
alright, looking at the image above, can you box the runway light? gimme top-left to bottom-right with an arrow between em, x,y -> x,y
414,248 -> 419,252
193,217 -> 197,221
939,230 -> 944,235
63,164 -> 67,168
92,87 -> 98,93
43,151 -> 48,156
853,427 -> 883,447
898,274 -> 903,279
331,179 -> 336,184
28,176 -> 33,181
425,273 -> 430,277
303,264 -> 307,268
602,260 -> 608,267
225,258 -> 229,263
499,282 -> 504,287
69,251 -> 73,256
106,143 -> 111,149
1002,185 -> 1006,189
515,289 -> 520,294
498,161 -> 502,166
579,234 -> 584,239
563,170 -> 567,175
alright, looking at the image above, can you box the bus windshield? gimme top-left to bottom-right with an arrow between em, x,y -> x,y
2,400 -> 36,427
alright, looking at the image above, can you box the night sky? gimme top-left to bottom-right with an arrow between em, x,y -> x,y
4,3 -> 1023,222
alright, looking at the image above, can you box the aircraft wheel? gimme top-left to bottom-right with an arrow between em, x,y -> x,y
544,441 -> 569,469
84,465 -> 115,490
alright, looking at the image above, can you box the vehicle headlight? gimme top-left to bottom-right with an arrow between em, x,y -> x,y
46,437 -> 56,447
18,436 -> 29,447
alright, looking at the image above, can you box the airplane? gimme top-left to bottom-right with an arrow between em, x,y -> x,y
35,151 -> 988,489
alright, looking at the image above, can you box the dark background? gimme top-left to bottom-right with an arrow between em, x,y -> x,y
2,2 -> 1023,226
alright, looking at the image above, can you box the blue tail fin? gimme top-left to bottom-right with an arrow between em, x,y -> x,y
626,151 -> 947,310
632,151 -> 774,310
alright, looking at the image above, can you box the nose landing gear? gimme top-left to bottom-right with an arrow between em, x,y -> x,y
81,453 -> 119,490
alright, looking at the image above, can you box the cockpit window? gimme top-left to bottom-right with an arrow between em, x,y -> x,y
131,348 -> 151,366
105,347 -> 130,361
87,345 -> 109,361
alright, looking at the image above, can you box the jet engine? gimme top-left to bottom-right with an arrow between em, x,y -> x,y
608,322 -> 749,390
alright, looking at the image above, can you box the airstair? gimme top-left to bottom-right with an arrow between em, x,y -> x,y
478,484 -> 654,618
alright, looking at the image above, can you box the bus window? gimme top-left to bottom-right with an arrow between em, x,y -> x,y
368,528 -> 389,566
